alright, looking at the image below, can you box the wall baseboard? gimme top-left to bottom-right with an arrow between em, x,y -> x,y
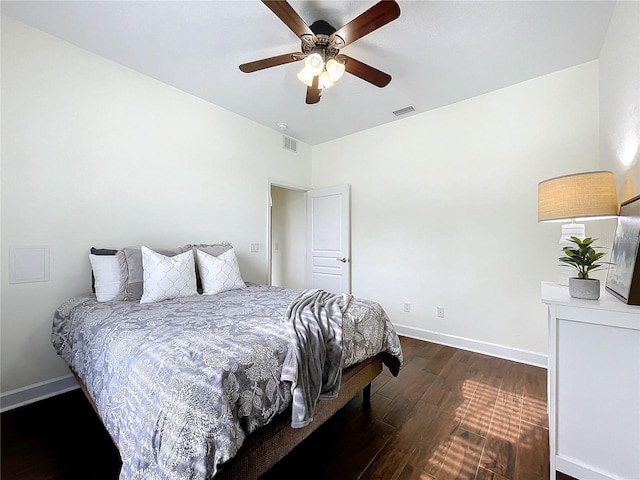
1,374 -> 79,413
394,324 -> 548,368
556,456 -> 615,480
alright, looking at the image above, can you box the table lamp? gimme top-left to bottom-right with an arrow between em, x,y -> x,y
538,171 -> 619,285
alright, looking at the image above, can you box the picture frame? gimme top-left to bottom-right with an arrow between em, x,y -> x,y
606,194 -> 640,305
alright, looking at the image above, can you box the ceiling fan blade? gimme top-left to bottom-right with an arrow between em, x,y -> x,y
262,0 -> 316,42
306,76 -> 321,104
239,52 -> 303,73
343,55 -> 392,87
329,1 -> 400,48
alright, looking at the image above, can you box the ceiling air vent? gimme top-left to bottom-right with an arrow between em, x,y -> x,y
392,105 -> 416,117
282,135 -> 297,153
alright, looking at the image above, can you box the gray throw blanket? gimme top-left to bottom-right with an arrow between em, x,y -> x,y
281,289 -> 351,428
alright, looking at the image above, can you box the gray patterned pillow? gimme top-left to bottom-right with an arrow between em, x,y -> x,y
182,242 -> 233,257
140,246 -> 197,304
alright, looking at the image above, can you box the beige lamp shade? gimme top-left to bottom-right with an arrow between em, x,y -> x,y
538,171 -> 619,222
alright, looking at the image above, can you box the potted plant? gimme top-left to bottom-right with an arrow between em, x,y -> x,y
559,236 -> 608,300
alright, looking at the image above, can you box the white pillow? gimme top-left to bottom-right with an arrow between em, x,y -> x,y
89,254 -> 121,302
196,248 -> 246,295
140,246 -> 197,304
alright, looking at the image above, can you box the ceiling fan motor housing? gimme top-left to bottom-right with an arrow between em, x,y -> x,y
309,20 -> 336,36
301,21 -> 343,61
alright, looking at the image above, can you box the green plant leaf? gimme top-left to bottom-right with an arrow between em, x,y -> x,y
559,236 -> 608,278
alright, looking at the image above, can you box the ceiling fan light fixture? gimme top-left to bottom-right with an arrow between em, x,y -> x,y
304,52 -> 324,76
326,58 -> 345,82
296,67 -> 315,87
318,70 -> 334,90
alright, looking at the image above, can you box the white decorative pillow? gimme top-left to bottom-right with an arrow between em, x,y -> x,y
140,246 -> 197,304
119,246 -> 183,301
89,254 -> 122,302
196,248 -> 246,295
182,242 -> 233,293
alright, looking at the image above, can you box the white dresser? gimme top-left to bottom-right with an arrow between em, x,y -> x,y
542,282 -> 640,480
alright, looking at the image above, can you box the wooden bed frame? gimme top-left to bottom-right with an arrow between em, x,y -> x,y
71,353 -> 383,480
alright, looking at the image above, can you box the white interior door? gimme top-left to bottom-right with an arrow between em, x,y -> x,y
306,184 -> 350,294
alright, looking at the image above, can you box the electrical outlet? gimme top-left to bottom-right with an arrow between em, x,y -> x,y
437,306 -> 445,318
404,302 -> 411,313
250,243 -> 259,253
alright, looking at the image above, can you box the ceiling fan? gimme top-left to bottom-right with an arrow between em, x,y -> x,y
239,0 -> 401,104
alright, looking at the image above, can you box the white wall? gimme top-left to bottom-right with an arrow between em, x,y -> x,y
0,16 -> 312,393
599,0 -> 640,203
270,186 -> 306,290
312,62 -> 601,359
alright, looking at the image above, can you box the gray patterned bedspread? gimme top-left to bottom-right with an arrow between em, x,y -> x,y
51,284 -> 402,480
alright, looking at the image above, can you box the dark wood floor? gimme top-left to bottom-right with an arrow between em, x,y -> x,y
1,337 -> 574,480
1,385 -> 121,479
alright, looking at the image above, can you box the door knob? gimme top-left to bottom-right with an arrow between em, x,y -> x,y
336,257 -> 349,263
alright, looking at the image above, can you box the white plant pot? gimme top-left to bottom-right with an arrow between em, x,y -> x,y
568,277 -> 600,300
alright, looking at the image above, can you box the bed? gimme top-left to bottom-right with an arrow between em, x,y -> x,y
51,245 -> 403,480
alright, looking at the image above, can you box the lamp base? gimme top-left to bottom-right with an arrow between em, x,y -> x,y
558,223 -> 585,286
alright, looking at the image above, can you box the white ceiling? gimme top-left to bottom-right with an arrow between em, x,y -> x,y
2,1 -> 616,145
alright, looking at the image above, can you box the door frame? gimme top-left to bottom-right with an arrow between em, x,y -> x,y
266,179 -> 309,286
